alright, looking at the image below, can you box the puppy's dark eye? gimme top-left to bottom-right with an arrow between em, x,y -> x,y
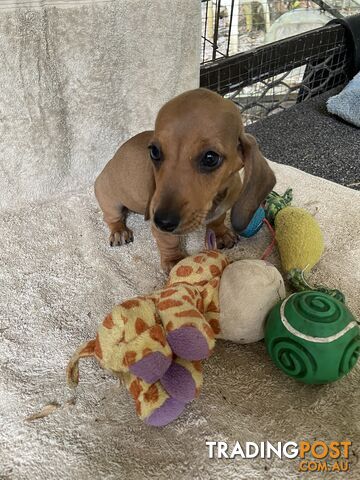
149,144 -> 161,162
200,151 -> 222,171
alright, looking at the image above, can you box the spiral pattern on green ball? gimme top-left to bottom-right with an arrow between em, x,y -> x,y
291,291 -> 342,324
339,336 -> 360,376
269,338 -> 316,379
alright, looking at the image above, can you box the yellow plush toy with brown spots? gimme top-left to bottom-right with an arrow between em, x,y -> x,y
67,251 -> 285,426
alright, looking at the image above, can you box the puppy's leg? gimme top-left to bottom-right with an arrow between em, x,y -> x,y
151,225 -> 185,273
207,213 -> 237,249
103,204 -> 134,247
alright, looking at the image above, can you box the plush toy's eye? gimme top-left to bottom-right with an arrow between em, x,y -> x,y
149,144 -> 161,162
200,151 -> 223,172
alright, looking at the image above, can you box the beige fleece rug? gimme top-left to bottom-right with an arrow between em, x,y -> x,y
1,161 -> 359,480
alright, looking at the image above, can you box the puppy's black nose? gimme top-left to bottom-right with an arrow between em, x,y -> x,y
153,210 -> 180,232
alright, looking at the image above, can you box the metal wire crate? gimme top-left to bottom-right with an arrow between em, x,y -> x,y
200,21 -> 353,123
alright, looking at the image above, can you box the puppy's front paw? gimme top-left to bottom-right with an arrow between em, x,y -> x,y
161,255 -> 185,274
109,227 -> 134,247
215,227 -> 237,249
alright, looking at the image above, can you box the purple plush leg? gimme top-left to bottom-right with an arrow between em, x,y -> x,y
144,398 -> 186,427
167,326 -> 209,361
129,351 -> 171,384
161,362 -> 196,403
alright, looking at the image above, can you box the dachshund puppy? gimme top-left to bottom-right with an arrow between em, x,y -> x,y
95,88 -> 275,272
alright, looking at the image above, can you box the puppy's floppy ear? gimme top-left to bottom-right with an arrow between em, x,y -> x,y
231,133 -> 276,233
144,176 -> 156,221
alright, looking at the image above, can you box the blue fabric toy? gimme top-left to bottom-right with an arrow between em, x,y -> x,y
239,206 -> 265,237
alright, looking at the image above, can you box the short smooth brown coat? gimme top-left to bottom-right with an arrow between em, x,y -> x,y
95,88 -> 275,271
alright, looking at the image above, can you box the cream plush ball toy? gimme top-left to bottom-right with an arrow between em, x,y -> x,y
219,259 -> 286,343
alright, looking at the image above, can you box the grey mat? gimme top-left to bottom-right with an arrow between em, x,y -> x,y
248,89 -> 360,190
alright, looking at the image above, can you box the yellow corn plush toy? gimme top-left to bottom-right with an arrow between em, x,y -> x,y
265,189 -> 344,302
67,251 -> 285,426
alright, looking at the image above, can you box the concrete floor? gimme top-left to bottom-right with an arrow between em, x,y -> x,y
247,89 -> 360,190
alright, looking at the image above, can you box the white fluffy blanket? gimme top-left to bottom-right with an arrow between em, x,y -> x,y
1,161 -> 359,480
0,0 -> 199,211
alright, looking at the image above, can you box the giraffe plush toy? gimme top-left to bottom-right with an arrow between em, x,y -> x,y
67,251 -> 285,426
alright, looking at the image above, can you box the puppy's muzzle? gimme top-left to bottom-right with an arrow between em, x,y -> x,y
153,209 -> 180,233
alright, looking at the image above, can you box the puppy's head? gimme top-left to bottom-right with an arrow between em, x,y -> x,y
148,88 -> 275,235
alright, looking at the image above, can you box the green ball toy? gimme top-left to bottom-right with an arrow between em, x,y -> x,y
265,291 -> 360,384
